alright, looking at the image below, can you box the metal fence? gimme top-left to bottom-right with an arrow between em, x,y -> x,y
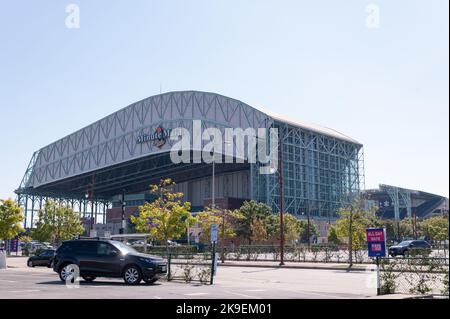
379,257 -> 449,296
221,245 -> 371,264
167,253 -> 214,284
133,247 -> 215,285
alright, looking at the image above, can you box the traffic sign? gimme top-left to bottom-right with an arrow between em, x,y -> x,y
366,228 -> 387,258
211,224 -> 219,243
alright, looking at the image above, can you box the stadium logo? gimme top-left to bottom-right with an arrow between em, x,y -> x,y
137,126 -> 171,148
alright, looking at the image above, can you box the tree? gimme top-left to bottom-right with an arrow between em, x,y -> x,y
31,200 -> 84,246
0,199 -> 24,241
235,200 -> 272,245
131,179 -> 194,248
266,213 -> 318,244
195,207 -> 243,243
250,218 -> 268,243
419,215 -> 449,243
334,199 -> 379,265
298,219 -> 320,244
327,225 -> 341,245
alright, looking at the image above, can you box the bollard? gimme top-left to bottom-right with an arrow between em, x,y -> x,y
167,254 -> 172,281
0,250 -> 7,269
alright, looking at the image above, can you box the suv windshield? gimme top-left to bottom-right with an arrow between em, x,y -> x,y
398,241 -> 413,247
110,240 -> 138,255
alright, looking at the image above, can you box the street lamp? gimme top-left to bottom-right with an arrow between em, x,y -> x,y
278,133 -> 285,266
120,190 -> 126,235
215,140 -> 232,264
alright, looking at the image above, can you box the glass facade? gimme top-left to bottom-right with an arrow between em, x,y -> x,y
251,121 -> 364,219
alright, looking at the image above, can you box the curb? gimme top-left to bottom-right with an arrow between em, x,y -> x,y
217,262 -> 368,272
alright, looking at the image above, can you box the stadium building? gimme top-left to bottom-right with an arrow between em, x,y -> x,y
363,184 -> 449,220
16,91 -> 364,236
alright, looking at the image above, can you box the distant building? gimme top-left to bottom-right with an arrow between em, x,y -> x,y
363,184 -> 448,220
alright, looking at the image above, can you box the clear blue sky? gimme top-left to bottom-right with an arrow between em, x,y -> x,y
0,0 -> 448,199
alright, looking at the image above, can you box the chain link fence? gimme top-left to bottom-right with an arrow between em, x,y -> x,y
221,245 -> 371,264
379,257 -> 449,296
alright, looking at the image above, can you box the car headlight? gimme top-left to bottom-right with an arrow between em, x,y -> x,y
139,257 -> 155,264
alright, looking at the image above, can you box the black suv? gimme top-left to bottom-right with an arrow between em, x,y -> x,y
388,240 -> 432,257
53,239 -> 167,285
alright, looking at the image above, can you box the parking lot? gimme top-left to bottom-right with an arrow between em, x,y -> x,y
0,257 -> 381,299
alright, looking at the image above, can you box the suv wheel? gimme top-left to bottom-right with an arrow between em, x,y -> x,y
59,264 -> 78,283
27,260 -> 34,267
123,265 -> 142,285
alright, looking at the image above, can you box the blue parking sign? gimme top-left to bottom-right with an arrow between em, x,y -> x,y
366,228 -> 387,258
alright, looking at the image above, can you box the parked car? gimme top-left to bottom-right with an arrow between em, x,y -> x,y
389,240 -> 432,257
53,239 -> 167,285
167,240 -> 180,246
27,249 -> 56,267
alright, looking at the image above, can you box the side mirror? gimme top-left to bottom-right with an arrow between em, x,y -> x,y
109,250 -> 119,257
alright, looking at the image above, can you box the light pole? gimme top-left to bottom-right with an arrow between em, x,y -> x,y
221,209 -> 226,263
120,190 -> 126,235
212,158 -> 215,210
307,204 -> 312,251
217,140 -> 232,263
278,133 -> 285,266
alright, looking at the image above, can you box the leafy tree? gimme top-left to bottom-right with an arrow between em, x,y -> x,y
31,200 -> 84,246
379,219 -> 397,242
266,213 -> 318,244
298,219 -> 319,244
250,218 -> 268,243
18,235 -> 32,243
131,179 -> 194,248
419,215 -> 449,243
334,199 -> 379,265
195,207 -> 243,243
327,225 -> 341,245
0,199 -> 24,241
398,217 -> 415,240
235,200 -> 272,245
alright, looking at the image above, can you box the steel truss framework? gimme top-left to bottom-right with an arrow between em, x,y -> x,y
252,121 -> 364,219
16,194 -> 111,230
16,91 -> 364,227
379,184 -> 413,220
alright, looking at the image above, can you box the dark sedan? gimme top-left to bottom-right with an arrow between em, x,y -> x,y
27,249 -> 55,267
389,240 -> 431,257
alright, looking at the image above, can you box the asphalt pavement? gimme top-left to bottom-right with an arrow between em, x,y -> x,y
0,257 -> 396,299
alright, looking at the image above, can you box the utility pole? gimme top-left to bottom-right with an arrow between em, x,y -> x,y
278,133 -> 285,266
348,205 -> 354,267
307,205 -> 312,251
120,190 -> 126,235
212,158 -> 215,209
221,210 -> 226,263
89,174 -> 95,237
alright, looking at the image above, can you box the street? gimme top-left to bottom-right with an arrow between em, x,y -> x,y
0,257 -> 379,299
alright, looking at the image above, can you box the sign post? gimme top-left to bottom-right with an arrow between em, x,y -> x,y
366,228 -> 387,295
210,224 -> 219,285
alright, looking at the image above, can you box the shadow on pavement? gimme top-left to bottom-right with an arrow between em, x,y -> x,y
35,280 -> 163,287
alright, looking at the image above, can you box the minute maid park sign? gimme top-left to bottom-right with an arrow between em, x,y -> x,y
136,126 -> 172,148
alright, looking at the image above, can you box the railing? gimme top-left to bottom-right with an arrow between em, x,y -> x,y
379,257 -> 449,296
166,253 -> 213,284
220,245 -> 372,264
